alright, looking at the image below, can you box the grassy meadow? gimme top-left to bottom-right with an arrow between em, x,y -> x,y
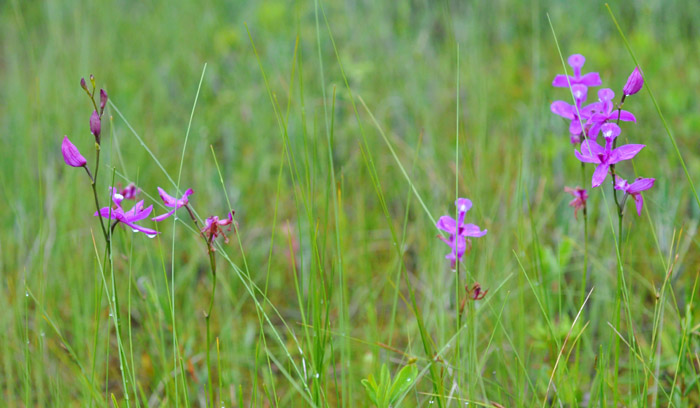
2,0 -> 700,406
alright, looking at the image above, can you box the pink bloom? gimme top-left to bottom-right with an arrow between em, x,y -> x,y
61,136 -> 87,167
95,189 -> 159,237
575,123 -> 645,187
564,187 -> 588,219
614,177 -> 655,215
552,54 -> 602,88
152,187 -> 194,222
436,198 -> 487,267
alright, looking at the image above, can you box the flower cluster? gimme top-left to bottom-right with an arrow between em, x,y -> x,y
61,76 -> 236,246
551,55 -> 654,216
436,198 -> 487,268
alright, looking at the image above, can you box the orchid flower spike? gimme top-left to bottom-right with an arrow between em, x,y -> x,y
152,187 -> 194,222
61,136 -> 87,168
615,177 -> 655,215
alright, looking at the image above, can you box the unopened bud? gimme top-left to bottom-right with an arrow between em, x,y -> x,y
90,110 -> 101,144
61,136 -> 87,167
99,89 -> 108,115
623,67 -> 643,96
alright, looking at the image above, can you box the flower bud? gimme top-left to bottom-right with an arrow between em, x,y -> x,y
89,74 -> 95,87
90,110 -> 101,144
80,77 -> 88,91
99,89 -> 108,114
623,67 -> 643,96
61,136 -> 87,167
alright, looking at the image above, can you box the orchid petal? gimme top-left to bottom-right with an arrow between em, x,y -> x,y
122,220 -> 160,236
579,72 -> 602,87
552,75 -> 571,87
152,208 -> 177,222
591,164 -> 610,187
436,216 -> 457,234
627,178 -> 655,194
610,144 -> 645,163
634,194 -> 644,216
462,224 -> 487,237
550,101 -> 575,119
157,187 -> 178,207
616,110 -> 636,123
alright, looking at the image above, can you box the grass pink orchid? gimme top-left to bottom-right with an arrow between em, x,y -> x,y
95,190 -> 159,237
436,198 -> 487,267
152,187 -> 194,222
615,177 -> 655,215
552,54 -> 602,88
575,123 -> 645,187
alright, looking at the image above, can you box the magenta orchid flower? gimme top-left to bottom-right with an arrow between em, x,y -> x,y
95,190 -> 159,237
152,187 -> 194,222
564,187 -> 588,219
614,177 -> 655,215
585,88 -> 636,139
436,198 -> 487,267
202,212 -> 234,246
575,123 -> 645,187
61,136 -> 87,167
552,54 -> 602,88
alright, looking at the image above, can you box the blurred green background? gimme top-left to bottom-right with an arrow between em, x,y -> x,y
2,0 -> 699,406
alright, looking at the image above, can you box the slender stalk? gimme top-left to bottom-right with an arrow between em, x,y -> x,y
580,162 -> 589,305
184,204 -> 217,407
204,249 -> 217,407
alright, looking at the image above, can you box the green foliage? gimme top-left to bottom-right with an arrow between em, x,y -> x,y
361,363 -> 417,408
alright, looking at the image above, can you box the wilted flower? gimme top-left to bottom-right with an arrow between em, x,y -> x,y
623,67 -> 644,97
61,136 -> 87,167
95,190 -> 159,237
152,187 -> 194,222
90,110 -> 101,143
201,212 -> 234,246
575,123 -> 645,187
614,177 -> 655,215
564,186 -> 588,219
436,198 -> 487,268
552,54 -> 602,88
